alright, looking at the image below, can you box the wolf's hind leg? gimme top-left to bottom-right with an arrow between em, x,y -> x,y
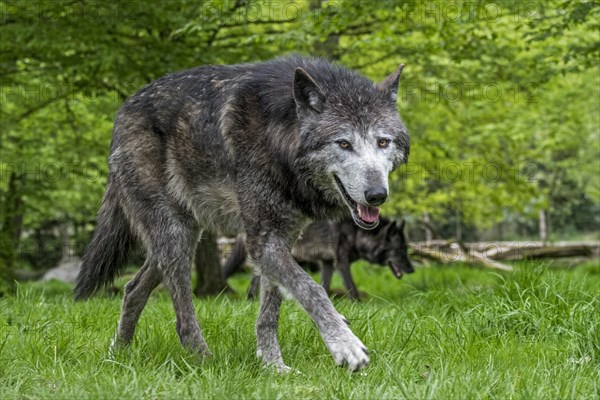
116,259 -> 163,345
123,194 -> 210,357
256,277 -> 289,372
158,232 -> 211,357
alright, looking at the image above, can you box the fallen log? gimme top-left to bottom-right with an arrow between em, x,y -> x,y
409,242 -> 514,272
489,245 -> 594,260
411,240 -> 599,262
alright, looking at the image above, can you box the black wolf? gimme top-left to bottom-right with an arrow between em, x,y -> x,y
75,55 -> 409,372
225,218 -> 414,300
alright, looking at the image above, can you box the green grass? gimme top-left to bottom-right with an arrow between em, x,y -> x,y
1,262 -> 599,399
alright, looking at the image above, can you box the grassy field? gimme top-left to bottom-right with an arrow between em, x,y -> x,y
1,261 -> 599,399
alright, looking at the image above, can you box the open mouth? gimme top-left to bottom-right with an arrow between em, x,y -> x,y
333,175 -> 380,230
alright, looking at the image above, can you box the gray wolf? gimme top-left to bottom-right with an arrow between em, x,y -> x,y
75,55 -> 409,372
224,217 -> 414,300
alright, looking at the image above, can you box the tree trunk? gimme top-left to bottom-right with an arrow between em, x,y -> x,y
423,213 -> 433,242
497,219 -> 504,241
0,173 -> 24,295
58,222 -> 73,263
539,209 -> 549,245
455,208 -> 462,242
310,0 -> 340,60
194,231 -> 230,297
0,229 -> 16,295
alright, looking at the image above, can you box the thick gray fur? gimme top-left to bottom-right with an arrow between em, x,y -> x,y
75,55 -> 409,372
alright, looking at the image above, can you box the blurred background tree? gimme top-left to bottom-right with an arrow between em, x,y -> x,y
1,0 -> 598,292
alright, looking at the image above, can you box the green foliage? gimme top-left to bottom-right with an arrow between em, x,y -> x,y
1,263 -> 598,398
0,0 -> 598,276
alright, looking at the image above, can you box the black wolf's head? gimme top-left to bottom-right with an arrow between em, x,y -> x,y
360,219 -> 414,279
293,60 -> 410,230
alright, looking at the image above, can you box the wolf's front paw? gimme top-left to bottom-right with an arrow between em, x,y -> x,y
324,328 -> 369,372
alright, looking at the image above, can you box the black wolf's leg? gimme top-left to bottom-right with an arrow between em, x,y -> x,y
246,275 -> 261,300
116,259 -> 163,345
255,276 -> 289,372
337,257 -> 360,300
320,261 -> 334,295
248,234 -> 369,372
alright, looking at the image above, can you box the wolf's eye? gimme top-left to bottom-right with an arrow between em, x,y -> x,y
378,139 -> 390,148
338,141 -> 352,150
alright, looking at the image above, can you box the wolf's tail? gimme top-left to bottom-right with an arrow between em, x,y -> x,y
222,235 -> 247,278
74,178 -> 134,300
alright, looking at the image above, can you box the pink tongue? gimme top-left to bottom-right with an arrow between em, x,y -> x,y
357,205 -> 380,223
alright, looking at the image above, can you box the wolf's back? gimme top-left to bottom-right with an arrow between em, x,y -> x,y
74,177 -> 134,299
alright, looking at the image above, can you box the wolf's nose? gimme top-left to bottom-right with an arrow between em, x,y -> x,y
364,187 -> 388,206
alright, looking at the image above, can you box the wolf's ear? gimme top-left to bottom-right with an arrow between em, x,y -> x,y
377,64 -> 405,103
293,67 -> 326,116
385,220 -> 398,238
